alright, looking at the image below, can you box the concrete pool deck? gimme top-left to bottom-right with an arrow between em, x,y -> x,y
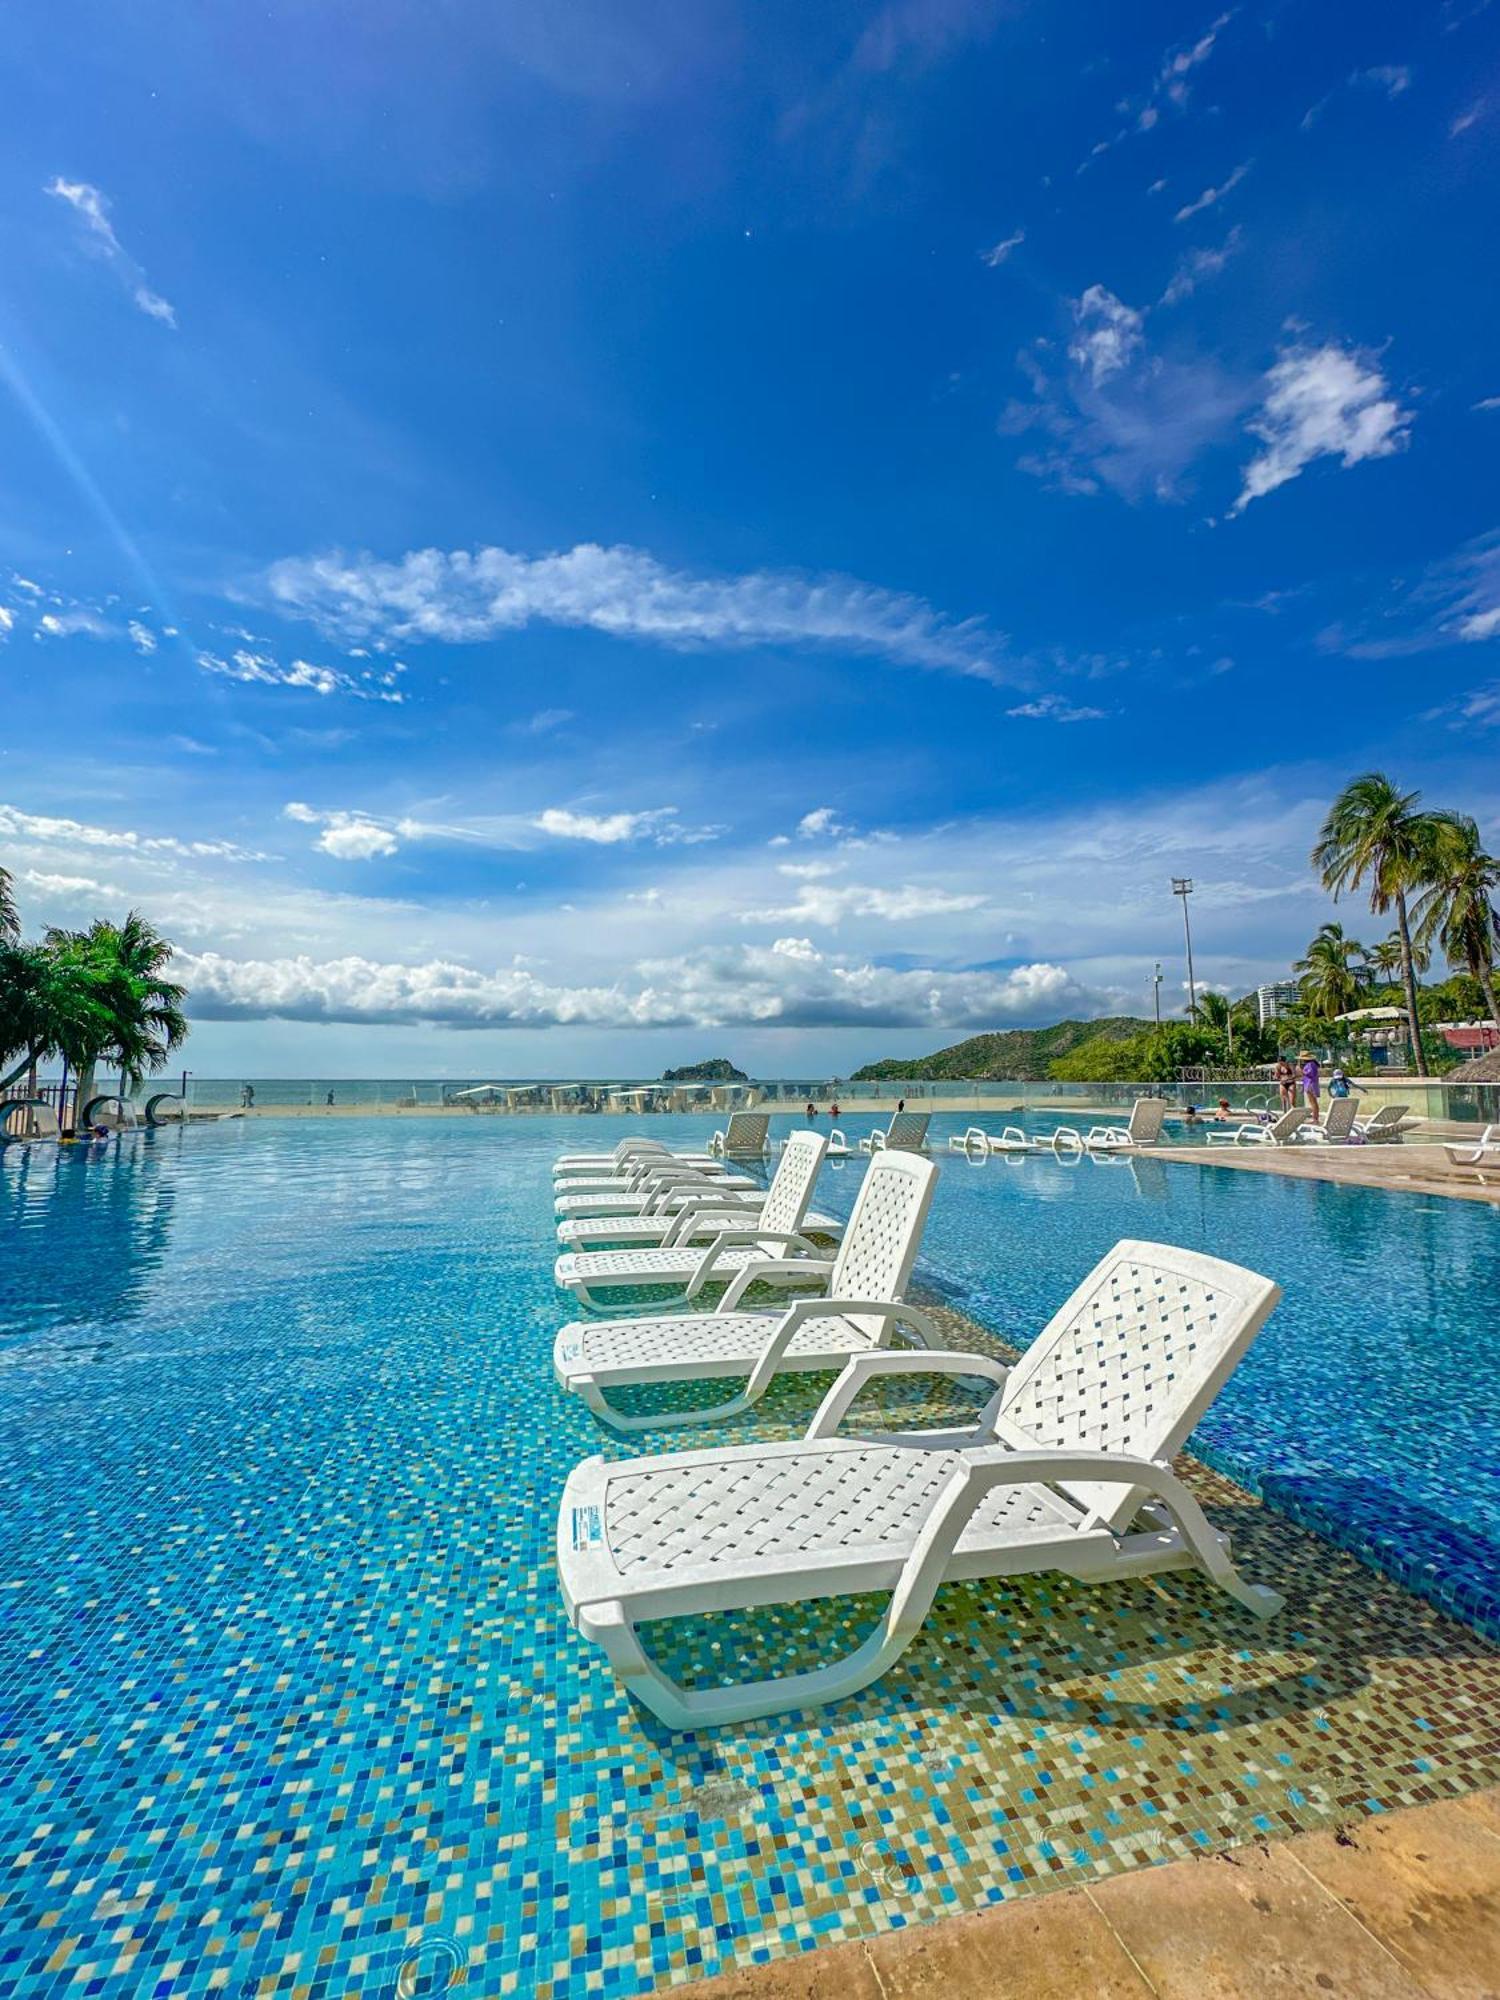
1152,1139 -> 1500,1206
674,1783 -> 1500,1998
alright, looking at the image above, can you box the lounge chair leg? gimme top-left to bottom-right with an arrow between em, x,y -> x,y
575,1375 -> 760,1433
1142,1479 -> 1284,1619
585,1600 -> 924,1729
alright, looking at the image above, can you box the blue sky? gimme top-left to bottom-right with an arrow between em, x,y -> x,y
2,0 -> 1498,1078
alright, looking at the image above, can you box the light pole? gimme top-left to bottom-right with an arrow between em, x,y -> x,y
1172,878 -> 1197,1020
1152,962 -> 1162,1026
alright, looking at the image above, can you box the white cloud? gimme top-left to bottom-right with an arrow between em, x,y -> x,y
777,860 -> 841,879
1450,103 -> 1484,136
1006,694 -> 1108,722
1161,226 -> 1242,305
283,801 -> 400,861
1232,343 -> 1411,514
534,805 -> 721,846
194,647 -> 406,702
0,803 -> 267,863
265,541 -> 1010,683
979,228 -> 1024,267
128,620 -> 157,655
1068,286 -> 1144,385
0,606 -> 13,640
44,177 -> 177,328
1079,11 -> 1234,168
1357,64 -> 1412,98
795,806 -> 853,840
173,941 -> 1094,1032
514,706 -> 575,735
37,608 -> 113,640
1174,160 -> 1251,223
742,881 -> 988,925
1474,396 -> 1500,412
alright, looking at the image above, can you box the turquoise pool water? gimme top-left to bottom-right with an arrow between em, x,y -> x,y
1,1113 -> 1496,1998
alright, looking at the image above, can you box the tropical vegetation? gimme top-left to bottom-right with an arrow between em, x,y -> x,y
0,865 -> 187,1122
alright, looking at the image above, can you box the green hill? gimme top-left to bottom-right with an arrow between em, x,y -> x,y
852,1017 -> 1156,1082
660,1057 -> 749,1083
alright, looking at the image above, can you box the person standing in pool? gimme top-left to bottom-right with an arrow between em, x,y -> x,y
1300,1051 -> 1321,1120
1273,1057 -> 1295,1111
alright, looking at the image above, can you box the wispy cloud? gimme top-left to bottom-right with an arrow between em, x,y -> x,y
1231,343 -> 1411,514
44,178 -> 177,327
283,802 -> 400,861
742,881 -> 987,924
1079,10 -> 1235,170
1068,286 -> 1144,385
265,542 -> 1011,684
534,805 -> 723,846
1006,694 -> 1108,721
979,227 -> 1025,267
1450,102 -> 1485,135
1304,64 -> 1413,129
1161,226 -> 1242,305
513,706 -> 575,736
1174,159 -> 1251,224
195,647 -> 407,702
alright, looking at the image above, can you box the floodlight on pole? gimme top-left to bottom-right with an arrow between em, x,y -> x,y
1152,961 -> 1162,1026
1171,878 -> 1198,1020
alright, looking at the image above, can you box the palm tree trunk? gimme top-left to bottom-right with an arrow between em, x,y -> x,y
1394,889 -> 1428,1076
0,1046 -> 44,1094
1473,952 -> 1500,1035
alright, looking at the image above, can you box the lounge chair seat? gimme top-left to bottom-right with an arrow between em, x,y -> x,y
554,1175 -> 760,1220
1205,1107 -> 1309,1148
1444,1122 -> 1499,1166
554,1149 -> 939,1427
555,1130 -> 828,1304
557,1204 -> 843,1249
558,1238 -> 1283,1725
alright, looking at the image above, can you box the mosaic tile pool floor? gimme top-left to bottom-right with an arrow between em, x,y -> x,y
1,1115 -> 1498,1999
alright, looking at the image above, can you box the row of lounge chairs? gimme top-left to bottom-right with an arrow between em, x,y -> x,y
950,1096 -> 1414,1158
547,1128 -> 1285,1728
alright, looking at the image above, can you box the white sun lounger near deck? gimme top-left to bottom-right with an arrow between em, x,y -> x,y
557,1170 -> 843,1249
1299,1098 -> 1359,1145
1080,1098 -> 1167,1150
1205,1106 -> 1309,1148
554,1130 -> 829,1306
554,1149 -> 939,1428
859,1111 -> 930,1154
557,1238 -> 1283,1726
1445,1122 -> 1500,1167
1355,1103 -> 1411,1143
948,1124 -> 1038,1155
708,1112 -> 771,1156
555,1169 -> 762,1222
554,1138 -> 718,1179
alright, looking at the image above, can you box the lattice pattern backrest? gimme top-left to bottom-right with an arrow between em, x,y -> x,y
722,1112 -> 770,1153
1127,1099 -> 1166,1143
1000,1240 -> 1278,1529
1271,1107 -> 1308,1141
882,1111 -> 930,1151
761,1131 -> 825,1235
831,1152 -> 938,1324
1321,1098 -> 1357,1140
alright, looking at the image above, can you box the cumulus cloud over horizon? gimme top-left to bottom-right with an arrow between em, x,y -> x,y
175,944 -> 1098,1032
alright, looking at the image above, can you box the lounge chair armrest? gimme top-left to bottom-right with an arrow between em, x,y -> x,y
683,1230 -> 822,1299
881,1446 -> 1282,1642
664,1202 -> 763,1246
808,1345 -> 1011,1439
715,1256 -> 835,1312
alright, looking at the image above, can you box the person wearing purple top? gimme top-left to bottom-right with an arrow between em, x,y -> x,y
1300,1051 -> 1321,1120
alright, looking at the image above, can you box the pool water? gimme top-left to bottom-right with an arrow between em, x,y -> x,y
1,1113 -> 1497,1999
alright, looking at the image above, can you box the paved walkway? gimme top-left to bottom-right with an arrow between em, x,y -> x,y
674,1784 -> 1500,1998
1153,1140 -> 1500,1206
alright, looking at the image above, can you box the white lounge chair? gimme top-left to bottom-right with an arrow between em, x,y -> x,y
553,1149 -> 939,1429
554,1139 -> 731,1186
1298,1098 -> 1359,1145
708,1112 -> 771,1156
859,1111 -> 931,1154
785,1126 -> 852,1158
1081,1099 -> 1167,1151
555,1168 -> 762,1222
557,1170 -> 843,1249
1355,1103 -> 1410,1144
1205,1106 -> 1309,1148
554,1137 -> 679,1175
554,1131 -> 829,1306
1445,1122 -> 1500,1167
557,1238 -> 1283,1726
555,1154 -> 750,1198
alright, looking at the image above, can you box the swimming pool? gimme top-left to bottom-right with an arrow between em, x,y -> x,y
1,1114 -> 1496,1998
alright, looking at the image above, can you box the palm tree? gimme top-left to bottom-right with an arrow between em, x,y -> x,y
1294,921 -> 1367,1022
1411,815 -> 1500,1030
45,912 -> 189,1118
1365,931 -> 1429,986
1312,773 -> 1446,1075
0,864 -> 17,944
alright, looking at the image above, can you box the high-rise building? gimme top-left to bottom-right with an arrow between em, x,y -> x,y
1256,982 -> 1300,1029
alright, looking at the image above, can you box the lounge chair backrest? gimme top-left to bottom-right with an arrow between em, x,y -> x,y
882,1111 -> 930,1151
829,1151 -> 939,1337
1363,1103 -> 1407,1133
722,1111 -> 770,1154
758,1129 -> 826,1238
998,1239 -> 1281,1532
1269,1107 -> 1308,1143
1320,1098 -> 1357,1141
1127,1098 -> 1166,1143
619,1138 -> 669,1160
